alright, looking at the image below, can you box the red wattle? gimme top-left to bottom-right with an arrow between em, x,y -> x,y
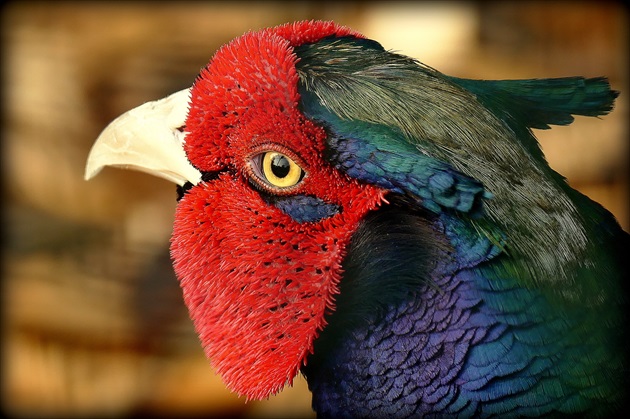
171,174 -> 383,399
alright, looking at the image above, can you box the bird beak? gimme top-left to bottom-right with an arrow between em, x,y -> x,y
84,88 -> 201,186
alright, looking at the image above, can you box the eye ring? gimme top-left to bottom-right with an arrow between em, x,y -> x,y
248,150 -> 305,192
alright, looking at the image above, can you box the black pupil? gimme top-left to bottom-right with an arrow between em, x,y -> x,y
271,154 -> 291,178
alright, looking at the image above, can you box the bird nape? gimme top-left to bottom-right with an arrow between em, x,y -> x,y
85,20 -> 628,417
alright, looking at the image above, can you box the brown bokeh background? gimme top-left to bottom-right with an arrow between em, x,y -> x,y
2,2 -> 627,418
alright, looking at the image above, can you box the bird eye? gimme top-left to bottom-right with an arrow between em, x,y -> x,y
251,151 -> 305,190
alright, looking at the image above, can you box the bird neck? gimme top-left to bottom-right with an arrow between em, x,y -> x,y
301,201 -> 489,416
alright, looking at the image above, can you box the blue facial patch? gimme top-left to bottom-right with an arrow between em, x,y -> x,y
271,195 -> 340,223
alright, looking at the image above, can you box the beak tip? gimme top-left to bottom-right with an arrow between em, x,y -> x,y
83,88 -> 201,186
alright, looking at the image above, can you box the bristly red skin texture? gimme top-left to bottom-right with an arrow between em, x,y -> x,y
170,21 -> 383,400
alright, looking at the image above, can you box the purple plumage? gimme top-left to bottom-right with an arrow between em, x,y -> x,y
303,204 -> 624,417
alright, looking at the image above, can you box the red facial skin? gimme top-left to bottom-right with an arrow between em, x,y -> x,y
170,21 -> 385,400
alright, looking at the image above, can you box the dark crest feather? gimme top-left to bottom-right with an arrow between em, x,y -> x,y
295,36 -> 624,295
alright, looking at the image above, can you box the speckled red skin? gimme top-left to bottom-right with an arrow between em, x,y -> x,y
170,21 -> 385,400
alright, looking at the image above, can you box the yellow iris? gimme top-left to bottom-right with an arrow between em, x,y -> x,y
261,152 -> 303,188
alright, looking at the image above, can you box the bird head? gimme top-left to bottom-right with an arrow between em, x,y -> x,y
86,21 -> 387,400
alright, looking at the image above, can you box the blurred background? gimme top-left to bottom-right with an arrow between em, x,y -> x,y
1,1 -> 627,418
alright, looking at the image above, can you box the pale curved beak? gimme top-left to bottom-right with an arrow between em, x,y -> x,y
85,88 -> 201,186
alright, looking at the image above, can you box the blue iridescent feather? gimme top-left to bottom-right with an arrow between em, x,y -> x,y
293,35 -> 627,417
